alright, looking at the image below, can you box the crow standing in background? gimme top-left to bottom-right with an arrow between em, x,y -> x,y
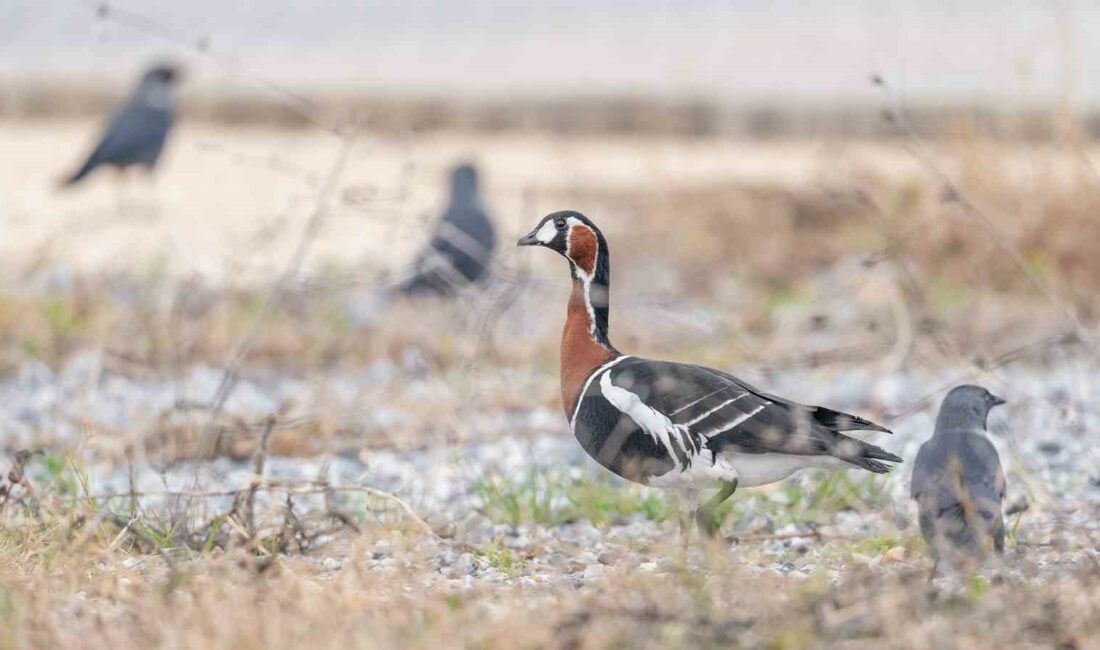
398,163 -> 496,296
911,385 -> 1007,569
62,63 -> 181,187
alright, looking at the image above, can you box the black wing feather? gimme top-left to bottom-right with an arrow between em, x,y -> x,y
66,101 -> 172,185
399,204 -> 495,296
607,359 -> 901,472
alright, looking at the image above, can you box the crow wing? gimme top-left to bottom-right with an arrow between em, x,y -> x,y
67,102 -> 172,184
911,433 -> 1005,554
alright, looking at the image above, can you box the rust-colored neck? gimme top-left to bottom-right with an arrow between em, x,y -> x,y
560,277 -> 617,419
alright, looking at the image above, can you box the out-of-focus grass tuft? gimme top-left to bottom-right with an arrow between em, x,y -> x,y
479,539 -> 523,576
709,471 -> 893,533
474,468 -> 891,532
473,470 -> 671,527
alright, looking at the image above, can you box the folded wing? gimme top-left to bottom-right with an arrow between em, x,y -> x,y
605,359 -> 901,473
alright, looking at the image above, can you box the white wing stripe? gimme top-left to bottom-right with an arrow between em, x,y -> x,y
599,370 -> 696,469
600,371 -> 676,442
668,386 -> 730,416
707,404 -> 766,436
569,355 -> 633,431
684,394 -> 748,426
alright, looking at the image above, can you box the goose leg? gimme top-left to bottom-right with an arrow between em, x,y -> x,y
679,489 -> 699,550
695,480 -> 738,537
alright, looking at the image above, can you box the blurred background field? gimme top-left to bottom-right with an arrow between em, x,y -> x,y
1,2 -> 1099,649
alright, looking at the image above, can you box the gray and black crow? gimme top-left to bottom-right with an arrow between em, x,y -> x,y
911,385 -> 1007,566
398,163 -> 496,296
63,63 -> 180,187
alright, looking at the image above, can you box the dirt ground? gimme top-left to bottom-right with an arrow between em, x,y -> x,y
4,118 -> 1095,277
0,117 -> 1098,649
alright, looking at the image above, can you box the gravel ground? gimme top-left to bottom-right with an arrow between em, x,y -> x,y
3,346 -> 1097,592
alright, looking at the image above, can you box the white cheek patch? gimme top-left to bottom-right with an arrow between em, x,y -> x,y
535,220 -> 558,244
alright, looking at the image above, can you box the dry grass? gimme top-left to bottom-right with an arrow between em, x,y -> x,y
4,82 -> 1099,140
2,114 -> 1100,648
0,508 -> 1097,650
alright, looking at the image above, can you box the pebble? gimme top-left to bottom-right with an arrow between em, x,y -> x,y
370,540 -> 393,560
455,553 -> 477,576
1038,442 -> 1062,455
582,564 -> 605,581
0,352 -> 1095,592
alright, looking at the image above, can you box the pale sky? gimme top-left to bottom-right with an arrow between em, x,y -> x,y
0,0 -> 1092,106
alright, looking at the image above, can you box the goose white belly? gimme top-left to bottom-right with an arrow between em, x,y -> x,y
648,452 -> 850,489
725,453 -> 850,487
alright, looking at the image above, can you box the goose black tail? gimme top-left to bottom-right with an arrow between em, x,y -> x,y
812,405 -> 892,434
843,441 -> 904,474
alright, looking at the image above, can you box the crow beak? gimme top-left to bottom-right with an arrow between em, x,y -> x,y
991,394 -> 1006,407
516,230 -> 541,247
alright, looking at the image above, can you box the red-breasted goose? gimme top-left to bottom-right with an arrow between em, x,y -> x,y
518,210 -> 902,535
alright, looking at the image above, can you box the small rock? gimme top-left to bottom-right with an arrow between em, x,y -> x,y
503,533 -> 531,550
762,539 -> 787,556
1038,441 -> 1062,456
773,561 -> 795,575
121,557 -> 143,570
564,523 -> 602,545
454,514 -> 493,544
851,552 -> 875,566
370,540 -> 393,560
884,546 -> 907,563
573,551 -> 598,566
543,551 -> 570,569
455,553 -> 477,575
62,350 -> 104,391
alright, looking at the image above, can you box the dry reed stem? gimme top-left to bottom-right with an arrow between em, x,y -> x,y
876,76 -> 1097,356
61,483 -> 435,537
202,131 -> 357,452
245,414 -> 277,536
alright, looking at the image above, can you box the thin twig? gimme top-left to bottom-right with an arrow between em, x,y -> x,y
201,133 -> 357,453
874,75 -> 1096,356
87,1 -> 341,135
883,331 -> 1079,423
64,483 -> 436,537
245,415 -> 277,536
107,516 -> 137,552
729,530 -> 857,543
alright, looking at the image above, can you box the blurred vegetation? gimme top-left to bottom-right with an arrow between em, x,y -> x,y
473,468 -> 891,533
473,470 -> 670,527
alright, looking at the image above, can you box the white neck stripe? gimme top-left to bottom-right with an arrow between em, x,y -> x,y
569,354 -> 632,431
566,224 -> 602,343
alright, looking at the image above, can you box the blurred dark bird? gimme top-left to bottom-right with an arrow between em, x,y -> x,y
398,163 -> 496,296
911,385 -> 1006,566
7,449 -> 42,485
62,64 -> 181,187
517,211 -> 901,536
0,449 -> 43,503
